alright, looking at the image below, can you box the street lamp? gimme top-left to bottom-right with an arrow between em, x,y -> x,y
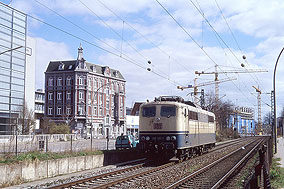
0,46 -> 23,55
273,47 -> 284,154
88,81 -> 112,151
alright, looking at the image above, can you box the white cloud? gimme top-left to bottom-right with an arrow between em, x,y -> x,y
34,37 -> 73,89
9,0 -> 284,116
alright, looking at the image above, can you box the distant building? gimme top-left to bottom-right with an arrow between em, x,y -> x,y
126,115 -> 139,137
34,89 -> 45,132
228,106 -> 255,134
0,3 -> 27,135
44,45 -> 126,138
25,36 -> 36,113
126,107 -> 132,115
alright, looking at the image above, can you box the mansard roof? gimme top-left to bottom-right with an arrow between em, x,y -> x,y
45,60 -> 125,81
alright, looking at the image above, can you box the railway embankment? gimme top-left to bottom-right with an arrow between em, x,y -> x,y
0,149 -> 142,187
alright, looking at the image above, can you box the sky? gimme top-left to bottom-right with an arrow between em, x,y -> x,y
2,0 -> 284,118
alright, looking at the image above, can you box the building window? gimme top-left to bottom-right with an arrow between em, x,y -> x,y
58,63 -> 64,70
57,77 -> 62,86
100,94 -> 103,105
48,107 -> 52,115
106,100 -> 109,110
57,92 -> 62,100
100,80 -> 103,92
106,115 -> 110,124
120,96 -> 123,107
57,107 -> 62,115
48,92 -> 53,100
120,108 -> 123,116
106,87 -> 109,96
79,91 -> 83,100
94,93 -> 97,103
66,107 -> 71,115
88,78 -> 92,87
94,80 -> 97,90
66,91 -> 71,100
48,78 -> 53,86
99,107 -> 103,116
79,76 -> 83,85
93,106 -> 97,115
78,106 -> 84,115
88,92 -> 91,102
66,76 -> 71,86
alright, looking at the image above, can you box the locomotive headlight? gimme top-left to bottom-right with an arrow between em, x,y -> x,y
141,136 -> 145,141
171,136 -> 176,141
146,136 -> 150,141
166,136 -> 171,141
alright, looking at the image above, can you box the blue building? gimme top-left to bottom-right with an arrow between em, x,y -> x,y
228,106 -> 255,135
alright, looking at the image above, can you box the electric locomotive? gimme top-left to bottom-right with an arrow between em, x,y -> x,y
139,96 -> 216,160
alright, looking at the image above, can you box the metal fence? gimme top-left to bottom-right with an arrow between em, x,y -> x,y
0,134 -> 115,154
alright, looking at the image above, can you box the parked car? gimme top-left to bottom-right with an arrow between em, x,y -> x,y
115,135 -> 139,150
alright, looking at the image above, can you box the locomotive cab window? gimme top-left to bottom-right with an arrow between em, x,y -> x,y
161,106 -> 176,117
142,106 -> 156,117
208,116 -> 214,123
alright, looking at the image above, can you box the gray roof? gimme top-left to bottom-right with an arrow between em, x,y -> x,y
45,60 -> 125,80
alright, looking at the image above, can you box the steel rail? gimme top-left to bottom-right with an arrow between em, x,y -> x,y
93,162 -> 175,188
212,138 -> 264,188
49,163 -> 145,189
166,137 -> 263,188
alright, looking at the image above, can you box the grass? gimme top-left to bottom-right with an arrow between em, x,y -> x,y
0,150 -> 103,164
270,157 -> 284,189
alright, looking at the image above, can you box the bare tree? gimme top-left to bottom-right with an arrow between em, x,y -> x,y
19,102 -> 36,135
204,91 -> 234,131
263,112 -> 272,125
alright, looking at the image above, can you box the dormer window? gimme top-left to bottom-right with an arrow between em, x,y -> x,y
90,65 -> 96,72
113,71 -> 119,77
68,65 -> 72,69
58,63 -> 64,70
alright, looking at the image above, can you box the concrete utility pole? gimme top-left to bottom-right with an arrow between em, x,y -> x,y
252,85 -> 262,134
195,66 -> 268,105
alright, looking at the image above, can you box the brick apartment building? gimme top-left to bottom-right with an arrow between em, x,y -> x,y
44,45 -> 126,138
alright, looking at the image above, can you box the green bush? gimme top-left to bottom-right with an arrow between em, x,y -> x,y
0,150 -> 103,164
48,122 -> 70,134
270,158 -> 284,188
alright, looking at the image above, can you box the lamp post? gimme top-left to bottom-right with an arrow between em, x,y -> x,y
0,46 -> 23,55
273,47 -> 284,154
89,81 -> 112,151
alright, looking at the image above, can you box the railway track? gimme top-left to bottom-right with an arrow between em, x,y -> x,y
166,137 -> 265,188
48,137 -> 258,189
49,162 -> 175,189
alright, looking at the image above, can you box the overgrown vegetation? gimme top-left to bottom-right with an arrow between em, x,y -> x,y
270,157 -> 284,188
216,128 -> 240,142
0,150 -> 103,164
48,122 -> 70,134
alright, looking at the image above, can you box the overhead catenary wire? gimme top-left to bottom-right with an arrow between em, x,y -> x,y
213,0 -> 268,92
78,0 -> 170,78
191,0 -> 269,96
95,0 -> 194,75
155,0 -> 259,107
188,0 -> 270,106
26,13 -> 181,86
32,0 -> 182,86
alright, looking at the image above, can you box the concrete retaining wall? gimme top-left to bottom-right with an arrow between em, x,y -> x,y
0,150 -> 142,186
